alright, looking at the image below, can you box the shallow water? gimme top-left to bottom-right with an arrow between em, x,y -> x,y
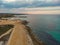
48,31 -> 60,42
27,14 -> 60,45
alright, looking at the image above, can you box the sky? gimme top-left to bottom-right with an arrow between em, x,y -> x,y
0,0 -> 60,14
0,0 -> 60,8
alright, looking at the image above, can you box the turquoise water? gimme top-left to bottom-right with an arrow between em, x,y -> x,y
48,31 -> 60,42
27,15 -> 60,45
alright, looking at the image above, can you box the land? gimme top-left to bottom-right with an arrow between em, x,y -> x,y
0,19 -> 43,45
0,13 -> 27,18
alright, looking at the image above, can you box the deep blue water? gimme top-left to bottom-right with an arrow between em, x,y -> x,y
27,14 -> 60,45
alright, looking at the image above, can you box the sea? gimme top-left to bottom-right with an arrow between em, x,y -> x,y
26,14 -> 60,45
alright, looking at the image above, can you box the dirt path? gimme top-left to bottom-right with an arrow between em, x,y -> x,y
0,20 -> 34,45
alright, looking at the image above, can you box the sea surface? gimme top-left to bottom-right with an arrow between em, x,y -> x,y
26,14 -> 60,45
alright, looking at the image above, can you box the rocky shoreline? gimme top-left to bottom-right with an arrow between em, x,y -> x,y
0,20 -> 43,45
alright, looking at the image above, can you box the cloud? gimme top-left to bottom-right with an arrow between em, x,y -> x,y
0,6 -> 60,13
0,0 -> 60,8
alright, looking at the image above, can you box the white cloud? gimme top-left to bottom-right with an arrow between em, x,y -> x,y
0,6 -> 60,13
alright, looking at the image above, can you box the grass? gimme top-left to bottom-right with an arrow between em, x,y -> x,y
0,25 -> 14,36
